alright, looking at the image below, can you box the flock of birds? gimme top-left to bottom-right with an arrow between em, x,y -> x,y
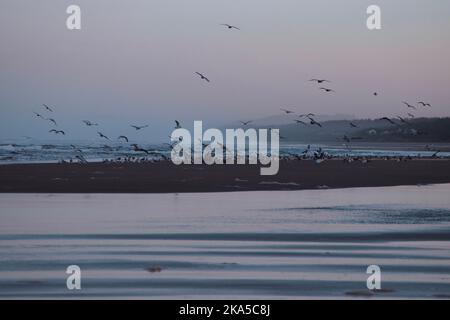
28,23 -> 442,164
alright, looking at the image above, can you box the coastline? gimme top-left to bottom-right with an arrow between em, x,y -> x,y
1,159 -> 450,193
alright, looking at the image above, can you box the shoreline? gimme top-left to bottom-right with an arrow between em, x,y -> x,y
1,159 -> 450,193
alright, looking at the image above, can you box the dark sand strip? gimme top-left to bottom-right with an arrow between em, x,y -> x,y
1,159 -> 450,193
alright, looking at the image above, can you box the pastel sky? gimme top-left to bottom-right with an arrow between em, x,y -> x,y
1,0 -> 449,141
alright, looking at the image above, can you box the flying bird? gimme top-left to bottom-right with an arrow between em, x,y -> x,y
97,132 -> 110,140
195,72 -> 210,82
34,112 -> 44,119
397,116 -> 410,124
46,118 -> 57,126
118,135 -> 129,142
82,120 -> 98,126
350,122 -> 358,128
299,113 -> 316,118
402,101 -> 417,110
75,155 -> 88,164
240,121 -> 252,126
309,79 -> 330,84
280,108 -> 295,114
131,124 -> 149,130
418,101 -> 431,107
319,87 -> 335,93
131,144 -> 150,154
221,24 -> 240,30
49,129 -> 65,135
379,117 -> 396,125
308,117 -> 322,127
42,104 -> 53,112
174,120 -> 182,129
373,92 -> 378,96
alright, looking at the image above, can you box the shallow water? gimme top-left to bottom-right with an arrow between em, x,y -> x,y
1,185 -> 450,299
1,141 -> 449,164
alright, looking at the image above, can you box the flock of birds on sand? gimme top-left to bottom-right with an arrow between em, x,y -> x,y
28,23 -> 444,165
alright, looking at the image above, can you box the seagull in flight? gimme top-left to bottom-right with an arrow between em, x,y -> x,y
195,72 -> 210,82
49,129 -> 65,135
118,135 -> 129,142
174,120 -> 182,129
34,112 -> 45,119
402,101 -> 417,110
42,104 -> 53,112
280,108 -> 295,114
350,122 -> 358,128
240,121 -> 252,126
82,120 -> 98,126
309,79 -> 330,84
221,24 -> 240,30
418,101 -> 431,107
299,113 -> 316,118
397,116 -> 410,124
131,144 -> 151,154
308,117 -> 322,127
97,132 -> 110,140
379,117 -> 396,125
130,124 -> 149,130
46,118 -> 57,126
319,87 -> 335,93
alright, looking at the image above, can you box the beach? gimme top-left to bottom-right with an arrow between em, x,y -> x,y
1,185 -> 450,299
1,159 -> 450,193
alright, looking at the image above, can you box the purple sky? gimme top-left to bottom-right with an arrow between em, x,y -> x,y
1,0 -> 449,141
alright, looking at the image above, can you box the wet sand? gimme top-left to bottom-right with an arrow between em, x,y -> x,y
1,186 -> 450,299
1,159 -> 450,193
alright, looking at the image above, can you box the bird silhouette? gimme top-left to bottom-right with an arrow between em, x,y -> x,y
240,121 -> 252,126
379,117 -> 396,125
118,135 -> 129,142
42,104 -> 53,112
397,116 -> 410,124
280,108 -> 295,114
195,72 -> 210,82
46,118 -> 57,126
97,132 -> 110,140
309,79 -> 330,84
49,129 -> 65,135
131,144 -> 151,154
34,112 -> 44,119
308,117 -> 322,127
402,101 -> 417,110
299,113 -> 316,118
221,24 -> 240,30
418,101 -> 431,107
82,120 -> 98,126
174,120 -> 182,129
319,87 -> 335,93
130,125 -> 149,130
